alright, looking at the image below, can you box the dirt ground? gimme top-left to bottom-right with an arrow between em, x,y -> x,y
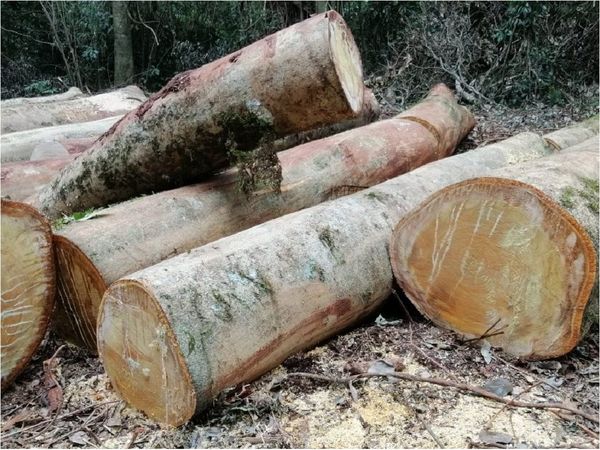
1,87 -> 599,449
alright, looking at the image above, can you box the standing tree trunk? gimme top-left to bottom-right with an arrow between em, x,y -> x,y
1,200 -> 55,388
32,11 -> 365,220
390,149 -> 598,360
53,84 -> 472,351
112,1 -> 134,86
97,131 -> 554,426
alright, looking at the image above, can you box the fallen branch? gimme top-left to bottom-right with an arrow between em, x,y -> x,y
285,371 -> 599,424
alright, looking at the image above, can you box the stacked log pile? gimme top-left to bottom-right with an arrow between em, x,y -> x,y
53,83 -> 473,351
1,9 -> 598,429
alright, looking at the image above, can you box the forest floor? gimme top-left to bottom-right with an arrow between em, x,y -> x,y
1,86 -> 599,449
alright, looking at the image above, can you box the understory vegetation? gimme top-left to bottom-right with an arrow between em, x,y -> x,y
1,1 -> 598,109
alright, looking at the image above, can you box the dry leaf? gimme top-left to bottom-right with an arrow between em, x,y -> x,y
69,431 -> 90,446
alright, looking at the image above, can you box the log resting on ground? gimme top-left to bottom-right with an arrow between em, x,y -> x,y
2,156 -> 78,201
560,135 -> 598,153
53,83 -> 473,351
390,150 -> 598,359
1,116 -> 121,163
32,11 -> 365,220
1,200 -> 55,388
97,132 -> 553,426
0,85 -> 146,134
542,115 -> 599,151
1,87 -> 83,107
0,92 -> 377,203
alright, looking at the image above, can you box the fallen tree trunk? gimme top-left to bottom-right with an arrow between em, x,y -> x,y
29,137 -> 95,161
1,200 -> 55,388
53,84 -> 473,351
2,157 -> 78,201
543,115 -> 598,150
390,150 -> 598,360
1,116 -> 120,163
1,87 -> 83,107
97,132 -> 554,426
1,90 -> 376,203
33,11 -> 365,220
1,85 -> 146,134
561,135 -> 598,153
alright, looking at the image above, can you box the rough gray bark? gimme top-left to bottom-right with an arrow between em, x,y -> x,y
112,1 -> 134,86
390,150 -> 598,359
32,11 -> 365,220
53,84 -> 473,351
97,132 -> 554,426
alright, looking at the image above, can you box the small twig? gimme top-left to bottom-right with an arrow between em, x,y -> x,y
83,426 -> 102,446
1,401 -> 119,439
126,428 -> 141,449
408,322 -> 459,382
493,354 -> 561,392
286,372 -> 599,424
461,318 -> 505,344
392,289 -> 414,323
485,380 -> 543,430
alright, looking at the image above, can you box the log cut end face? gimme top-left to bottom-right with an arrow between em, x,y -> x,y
327,11 -> 364,114
53,235 -> 107,352
390,178 -> 597,360
97,280 -> 195,426
1,200 -> 55,388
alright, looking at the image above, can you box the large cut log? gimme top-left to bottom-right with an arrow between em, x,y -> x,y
272,88 -> 380,152
1,200 -> 55,388
1,116 -> 120,163
2,156 -> 78,201
389,150 -> 598,360
1,85 -> 146,134
53,84 -> 473,351
97,132 -> 554,425
560,135 -> 598,153
32,11 -> 365,220
1,87 -> 83,107
0,90 -> 376,203
543,115 -> 599,150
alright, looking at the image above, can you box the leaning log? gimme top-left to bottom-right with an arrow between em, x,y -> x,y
543,115 -> 599,151
1,116 -> 120,163
1,200 -> 55,388
53,84 -> 473,351
97,132 -> 553,426
389,150 -> 598,360
33,11 -> 365,220
1,85 -> 146,134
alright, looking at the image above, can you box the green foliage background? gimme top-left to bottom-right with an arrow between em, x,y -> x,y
1,1 -> 598,107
